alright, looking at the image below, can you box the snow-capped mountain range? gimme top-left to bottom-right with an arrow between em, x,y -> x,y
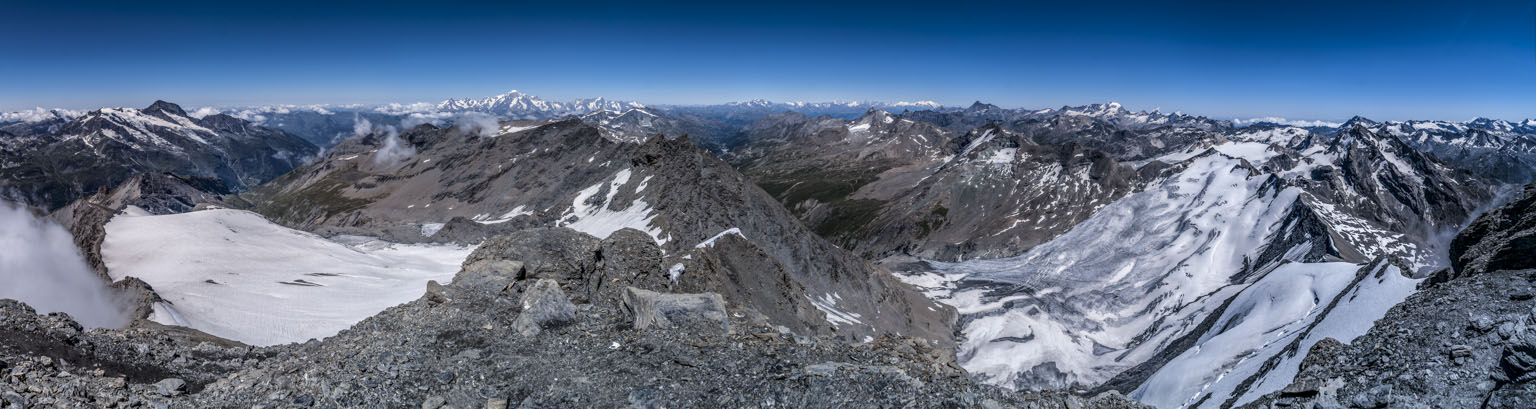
0,101 -> 315,209
435,90 -> 646,119
3,90 -> 1535,409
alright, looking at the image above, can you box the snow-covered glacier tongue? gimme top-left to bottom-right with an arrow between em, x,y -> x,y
101,208 -> 474,346
911,152 -> 1305,391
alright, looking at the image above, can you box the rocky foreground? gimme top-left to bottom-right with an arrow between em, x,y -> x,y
0,227 -> 1147,409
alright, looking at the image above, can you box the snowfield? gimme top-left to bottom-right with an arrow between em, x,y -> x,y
102,209 -> 475,346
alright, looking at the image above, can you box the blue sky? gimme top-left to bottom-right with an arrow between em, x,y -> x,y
1,0 -> 1533,122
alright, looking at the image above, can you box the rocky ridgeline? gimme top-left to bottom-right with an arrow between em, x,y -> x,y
0,227 -> 1148,409
1242,183 -> 1536,409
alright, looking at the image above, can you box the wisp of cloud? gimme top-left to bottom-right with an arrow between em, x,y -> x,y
0,201 -> 129,328
453,112 -> 501,138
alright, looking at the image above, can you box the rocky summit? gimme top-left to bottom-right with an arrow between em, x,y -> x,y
0,226 -> 1149,409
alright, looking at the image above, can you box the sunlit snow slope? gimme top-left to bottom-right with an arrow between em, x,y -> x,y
917,153 -> 1300,390
102,209 -> 474,346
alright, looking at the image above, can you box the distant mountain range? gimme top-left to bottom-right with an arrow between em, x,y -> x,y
0,101 -> 314,209
4,90 -> 1536,408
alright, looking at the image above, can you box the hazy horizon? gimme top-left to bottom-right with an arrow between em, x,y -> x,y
3,0 -> 1533,122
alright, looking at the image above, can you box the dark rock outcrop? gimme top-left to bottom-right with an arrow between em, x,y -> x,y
1451,183 -> 1536,277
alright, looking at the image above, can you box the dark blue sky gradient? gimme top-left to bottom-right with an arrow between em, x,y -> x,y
1,0 -> 1533,121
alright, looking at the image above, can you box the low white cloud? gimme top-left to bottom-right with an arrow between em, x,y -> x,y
398,112 -> 501,137
0,107 -> 83,123
0,201 -> 129,329
373,126 -> 415,164
1232,116 -> 1343,128
187,107 -> 222,119
401,112 -> 454,129
453,112 -> 500,137
352,115 -> 375,138
373,102 -> 438,115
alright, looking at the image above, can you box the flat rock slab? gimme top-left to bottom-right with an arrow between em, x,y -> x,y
621,287 -> 730,333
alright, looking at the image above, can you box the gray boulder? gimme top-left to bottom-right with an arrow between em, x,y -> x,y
453,259 -> 525,293
512,279 -> 578,337
621,287 -> 730,333
462,228 -> 601,300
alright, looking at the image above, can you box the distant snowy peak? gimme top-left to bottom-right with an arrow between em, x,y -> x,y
1045,101 -> 1227,132
435,90 -> 643,118
890,100 -> 943,108
1058,101 -> 1128,118
1231,117 -> 1343,129
721,99 -> 945,111
62,101 -> 223,151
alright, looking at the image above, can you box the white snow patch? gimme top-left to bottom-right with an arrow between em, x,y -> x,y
807,293 -> 864,326
696,228 -> 745,248
558,169 -> 668,245
668,263 -> 685,282
474,205 -> 531,224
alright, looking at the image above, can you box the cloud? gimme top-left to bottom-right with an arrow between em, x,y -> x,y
401,112 -> 454,129
373,102 -> 438,115
0,201 -> 129,329
1232,116 -> 1343,128
187,107 -> 222,119
0,107 -> 83,123
453,112 -> 500,137
373,126 -> 415,165
398,112 -> 501,137
352,115 -> 374,138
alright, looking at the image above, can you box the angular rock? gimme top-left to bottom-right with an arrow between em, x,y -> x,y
453,259 -> 525,294
154,378 -> 186,397
621,287 -> 730,333
1349,384 -> 1392,409
1502,320 -> 1536,384
512,279 -> 578,337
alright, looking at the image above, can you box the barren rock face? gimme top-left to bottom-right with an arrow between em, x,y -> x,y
1452,183 -> 1536,277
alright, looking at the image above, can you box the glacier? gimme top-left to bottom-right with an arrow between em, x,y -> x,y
102,209 -> 474,346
